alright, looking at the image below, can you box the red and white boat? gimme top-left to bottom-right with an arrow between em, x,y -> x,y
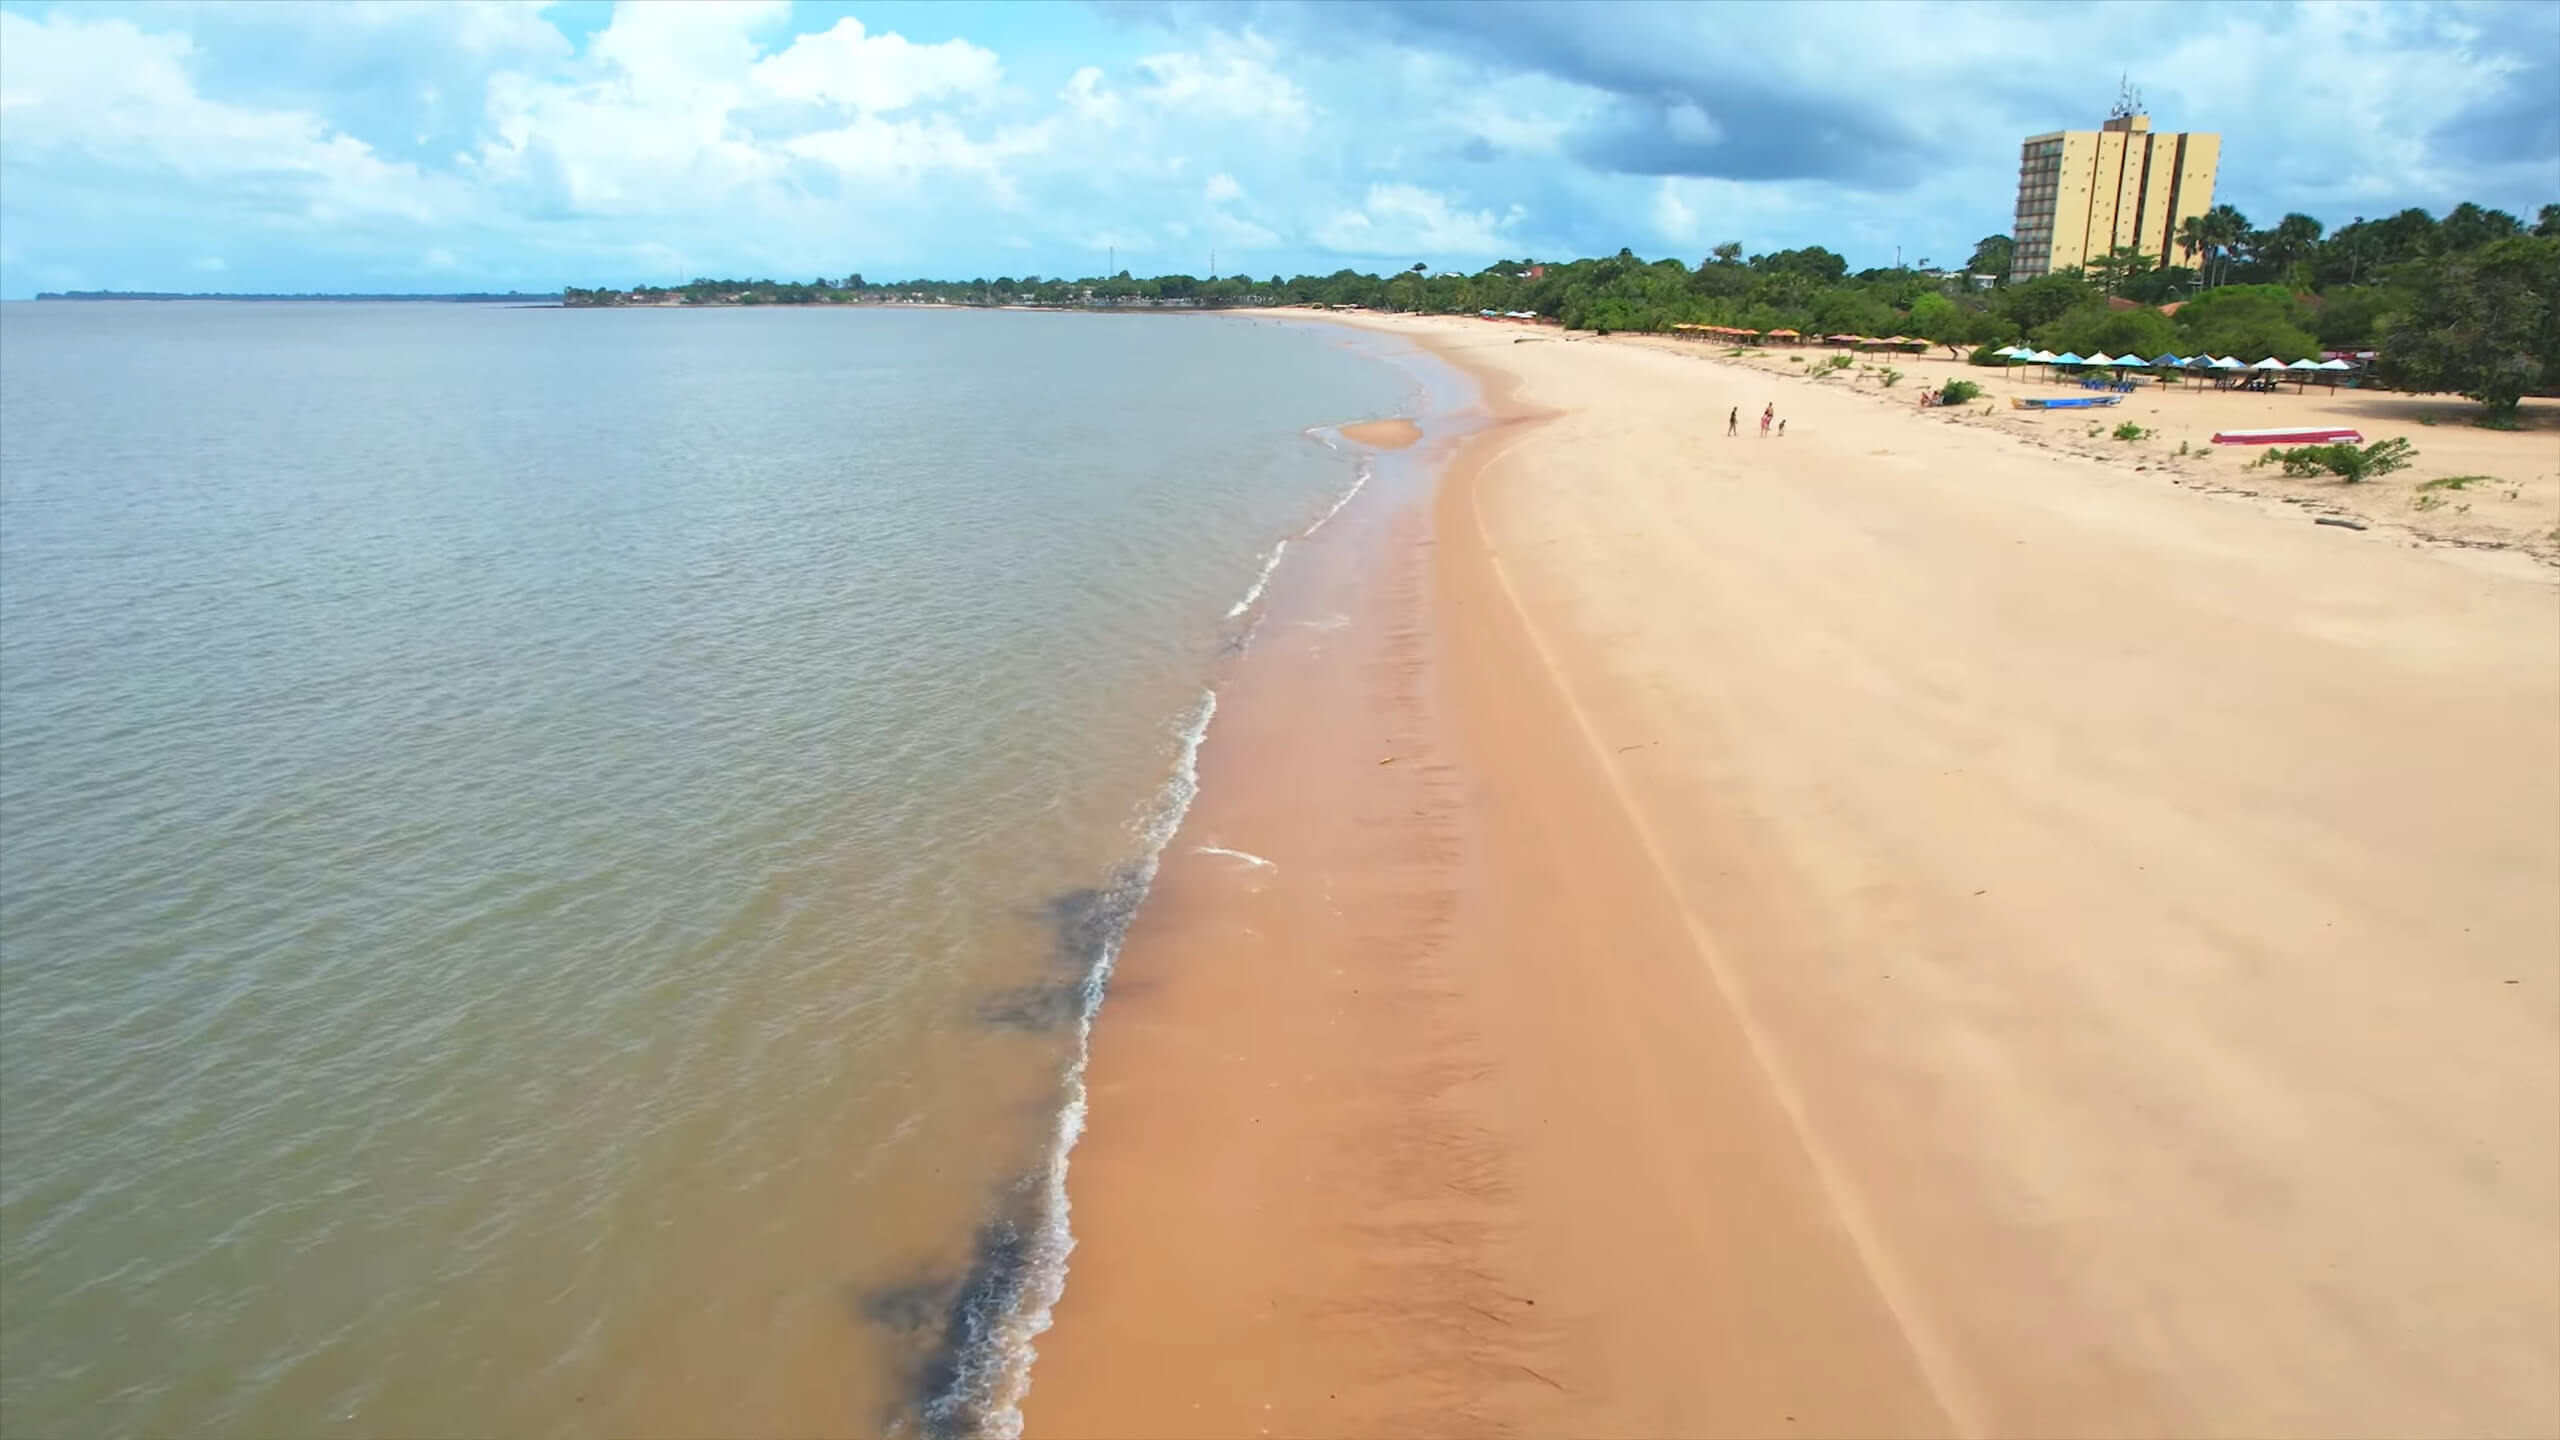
2210,426 -> 2364,446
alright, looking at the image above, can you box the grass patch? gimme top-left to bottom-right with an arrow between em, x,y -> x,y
2474,412 -> 2522,431
2417,474 -> 2493,491
2418,415 -> 2439,427
1879,366 -> 1903,388
2112,420 -> 2149,441
2250,436 -> 2417,483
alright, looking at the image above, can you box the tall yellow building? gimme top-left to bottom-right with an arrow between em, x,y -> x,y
2011,112 -> 2218,279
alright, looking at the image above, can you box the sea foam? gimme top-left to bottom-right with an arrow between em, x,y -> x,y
930,690 -> 1217,1440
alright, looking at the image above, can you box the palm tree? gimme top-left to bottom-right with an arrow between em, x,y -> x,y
2204,205 -> 2253,287
2261,213 -> 2323,286
2176,214 -> 2211,281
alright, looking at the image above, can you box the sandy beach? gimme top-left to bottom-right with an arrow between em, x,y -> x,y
1026,312 -> 2560,1438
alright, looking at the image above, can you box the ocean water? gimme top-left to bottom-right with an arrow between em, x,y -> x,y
0,302 -> 1415,1438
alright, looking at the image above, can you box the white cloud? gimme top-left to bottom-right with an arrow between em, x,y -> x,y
0,9 -> 454,224
751,16 -> 1000,114
466,3 -> 1037,219
1060,67 -> 1122,127
1664,103 -> 1720,147
4,0 -> 2549,297
1132,32 -> 1310,131
1315,183 -> 1519,258
1652,179 -> 1696,245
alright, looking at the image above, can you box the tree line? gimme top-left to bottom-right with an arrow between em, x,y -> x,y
565,199 -> 2560,419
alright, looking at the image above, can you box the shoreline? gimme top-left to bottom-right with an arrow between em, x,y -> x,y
1025,309 -> 2559,1437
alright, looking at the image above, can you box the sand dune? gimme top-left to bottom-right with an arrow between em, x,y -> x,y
1029,311 -> 2560,1439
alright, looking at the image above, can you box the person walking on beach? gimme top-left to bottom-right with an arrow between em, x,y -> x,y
1759,403 -> 1774,438
1778,418 -> 1787,437
1728,406 -> 1739,437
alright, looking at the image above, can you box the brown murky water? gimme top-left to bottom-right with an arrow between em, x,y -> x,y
0,303 -> 1415,1437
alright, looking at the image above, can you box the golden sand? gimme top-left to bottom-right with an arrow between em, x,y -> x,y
1029,311 -> 2560,1438
1337,417 -> 1422,450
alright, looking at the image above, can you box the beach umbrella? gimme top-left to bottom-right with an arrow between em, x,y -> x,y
2150,353 -> 2184,367
2285,358 -> 2320,370
2249,356 -> 2289,370
2209,355 -> 2246,369
2027,349 -> 2058,363
2108,354 -> 2146,366
2052,352 -> 2085,365
2085,352 -> 2116,365
2315,358 -> 2353,370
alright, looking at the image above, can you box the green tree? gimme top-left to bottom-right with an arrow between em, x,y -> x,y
1710,241 -> 1744,266
2310,286 -> 2391,349
2257,212 -> 2325,284
2042,305 -> 2180,359
2080,244 -> 2155,296
1967,234 -> 2015,284
2440,202 -> 2524,251
1753,245 -> 1849,283
2175,284 -> 2318,361
2176,213 -> 2212,276
2374,234 -> 2560,419
1907,290 -> 1957,338
1995,271 -> 2098,337
2538,204 -> 2560,239
2201,204 -> 2254,287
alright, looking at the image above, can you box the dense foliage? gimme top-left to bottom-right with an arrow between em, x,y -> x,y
568,199 -> 2559,415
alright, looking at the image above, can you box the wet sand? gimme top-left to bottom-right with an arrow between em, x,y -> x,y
1027,312 -> 2560,1438
1337,417 -> 1422,450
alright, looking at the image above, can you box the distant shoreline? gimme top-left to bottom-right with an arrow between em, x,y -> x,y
28,291 -> 564,303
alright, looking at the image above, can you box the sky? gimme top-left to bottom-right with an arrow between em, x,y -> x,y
1,0 -> 2553,298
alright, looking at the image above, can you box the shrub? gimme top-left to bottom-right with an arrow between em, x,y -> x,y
2251,437 -> 2417,483
1880,367 -> 1903,387
1968,343 -> 2010,367
2112,420 -> 2149,441
1938,378 -> 1982,405
1789,356 -> 1805,364
1826,353 -> 1854,371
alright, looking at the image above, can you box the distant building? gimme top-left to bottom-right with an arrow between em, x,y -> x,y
2011,102 -> 2218,280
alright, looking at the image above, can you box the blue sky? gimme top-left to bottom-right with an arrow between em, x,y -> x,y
2,0 -> 2553,297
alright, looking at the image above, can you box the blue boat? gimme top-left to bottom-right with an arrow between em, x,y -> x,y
2010,395 -> 2125,410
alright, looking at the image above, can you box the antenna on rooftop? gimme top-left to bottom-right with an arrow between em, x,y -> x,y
2109,73 -> 2144,121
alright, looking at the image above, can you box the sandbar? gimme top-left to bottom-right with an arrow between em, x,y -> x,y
1337,417 -> 1422,450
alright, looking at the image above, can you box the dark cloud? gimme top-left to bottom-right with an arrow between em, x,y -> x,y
1565,93 -> 1929,186
2425,5 -> 2560,169
1322,0 -> 1925,183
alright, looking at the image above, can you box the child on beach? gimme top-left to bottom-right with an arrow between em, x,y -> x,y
1728,407 -> 1739,436
1759,404 -> 1773,438
1778,419 -> 1787,437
